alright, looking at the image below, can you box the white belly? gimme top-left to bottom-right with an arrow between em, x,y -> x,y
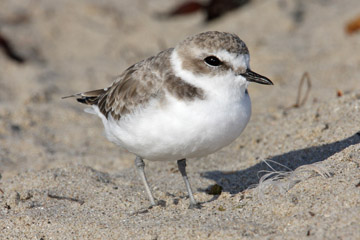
95,90 -> 251,161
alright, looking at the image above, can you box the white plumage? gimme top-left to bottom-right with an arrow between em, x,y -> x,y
89,48 -> 251,161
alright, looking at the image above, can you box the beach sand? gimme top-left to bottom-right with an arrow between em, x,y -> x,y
0,0 -> 359,239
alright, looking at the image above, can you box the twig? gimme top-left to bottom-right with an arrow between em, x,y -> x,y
48,193 -> 85,205
0,31 -> 26,64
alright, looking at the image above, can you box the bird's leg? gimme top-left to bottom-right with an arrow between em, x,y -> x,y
135,156 -> 156,206
177,159 -> 200,209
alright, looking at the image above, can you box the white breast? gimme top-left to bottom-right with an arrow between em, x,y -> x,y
93,81 -> 251,161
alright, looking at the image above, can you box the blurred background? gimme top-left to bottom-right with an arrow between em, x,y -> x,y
0,0 -> 359,179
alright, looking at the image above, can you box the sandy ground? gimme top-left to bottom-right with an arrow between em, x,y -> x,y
0,0 -> 359,239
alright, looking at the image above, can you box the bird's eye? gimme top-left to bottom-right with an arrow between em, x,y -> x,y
204,56 -> 222,67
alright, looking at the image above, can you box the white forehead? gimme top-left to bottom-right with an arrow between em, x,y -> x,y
215,50 -> 250,69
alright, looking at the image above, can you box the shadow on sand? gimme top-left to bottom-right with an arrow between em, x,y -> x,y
201,132 -> 360,194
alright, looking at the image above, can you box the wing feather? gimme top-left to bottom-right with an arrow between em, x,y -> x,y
66,49 -> 172,120
63,48 -> 204,120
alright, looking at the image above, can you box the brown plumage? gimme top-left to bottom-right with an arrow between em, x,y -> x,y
63,48 -> 204,120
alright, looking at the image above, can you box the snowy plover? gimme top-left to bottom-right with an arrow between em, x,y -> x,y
64,31 -> 273,208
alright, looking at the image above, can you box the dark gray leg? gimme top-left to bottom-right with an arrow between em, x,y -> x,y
177,159 -> 200,209
135,156 -> 156,206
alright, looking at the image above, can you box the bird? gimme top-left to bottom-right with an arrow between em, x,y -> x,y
63,31 -> 273,209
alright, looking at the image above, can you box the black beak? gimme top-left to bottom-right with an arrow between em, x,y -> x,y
240,69 -> 273,85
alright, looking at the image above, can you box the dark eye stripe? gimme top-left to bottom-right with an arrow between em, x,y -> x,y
204,56 -> 222,66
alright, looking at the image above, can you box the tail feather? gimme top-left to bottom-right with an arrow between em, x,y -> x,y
62,88 -> 107,105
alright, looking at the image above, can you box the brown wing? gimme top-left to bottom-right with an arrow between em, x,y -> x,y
63,48 -> 204,120
97,62 -> 164,120
64,49 -> 172,120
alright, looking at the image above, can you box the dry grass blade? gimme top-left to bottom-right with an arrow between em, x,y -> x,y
286,72 -> 312,109
296,72 -> 311,107
256,159 -> 330,200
